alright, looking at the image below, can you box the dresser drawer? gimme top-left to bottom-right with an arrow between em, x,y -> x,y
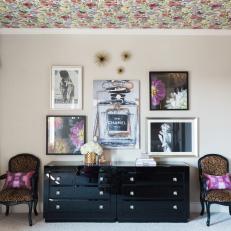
49,186 -> 111,199
50,186 -> 75,198
75,166 -> 112,185
49,172 -> 75,186
118,201 -> 186,221
75,174 -> 110,185
48,200 -> 111,213
122,171 -> 184,185
121,185 -> 184,200
74,186 -> 110,199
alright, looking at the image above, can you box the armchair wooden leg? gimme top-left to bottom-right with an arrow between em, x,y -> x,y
206,202 -> 211,226
28,201 -> 33,226
34,199 -> 38,216
200,199 -> 205,216
5,205 -> 9,216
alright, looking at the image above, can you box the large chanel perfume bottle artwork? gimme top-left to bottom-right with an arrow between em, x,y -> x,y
93,80 -> 139,149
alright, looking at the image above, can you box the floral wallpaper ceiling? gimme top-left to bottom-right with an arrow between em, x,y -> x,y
0,0 -> 231,29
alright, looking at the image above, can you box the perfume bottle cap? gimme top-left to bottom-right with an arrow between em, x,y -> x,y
93,136 -> 98,142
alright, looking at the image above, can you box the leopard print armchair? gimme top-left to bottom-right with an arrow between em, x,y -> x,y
198,154 -> 231,226
0,153 -> 40,226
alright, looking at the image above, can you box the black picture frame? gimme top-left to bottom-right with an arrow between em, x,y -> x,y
46,115 -> 86,155
149,71 -> 189,110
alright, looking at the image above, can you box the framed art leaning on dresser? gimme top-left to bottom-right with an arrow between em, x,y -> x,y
147,118 -> 198,157
46,115 -> 86,155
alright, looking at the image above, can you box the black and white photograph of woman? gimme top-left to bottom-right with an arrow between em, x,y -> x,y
59,70 -> 74,104
147,118 -> 197,156
51,66 -> 82,110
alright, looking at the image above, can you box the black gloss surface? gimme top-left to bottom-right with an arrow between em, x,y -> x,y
44,161 -> 189,222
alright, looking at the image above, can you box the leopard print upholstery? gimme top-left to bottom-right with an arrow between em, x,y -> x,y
200,156 -> 228,176
0,188 -> 32,202
205,189 -> 231,202
9,154 -> 38,172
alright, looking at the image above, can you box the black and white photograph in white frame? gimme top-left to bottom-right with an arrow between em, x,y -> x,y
51,66 -> 82,110
147,118 -> 198,156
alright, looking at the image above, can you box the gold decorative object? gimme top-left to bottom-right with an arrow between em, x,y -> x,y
95,51 -> 110,66
84,152 -> 97,165
121,51 -> 131,61
98,154 -> 107,164
117,66 -> 125,74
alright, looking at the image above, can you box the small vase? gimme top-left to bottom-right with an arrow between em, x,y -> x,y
84,152 -> 97,165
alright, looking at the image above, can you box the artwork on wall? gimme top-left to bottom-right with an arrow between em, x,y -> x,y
50,66 -> 82,110
121,51 -> 131,61
93,80 -> 140,149
147,118 -> 198,156
46,115 -> 86,155
95,52 -> 110,66
149,72 -> 188,110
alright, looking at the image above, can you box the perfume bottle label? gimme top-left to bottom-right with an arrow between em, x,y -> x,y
107,114 -> 128,133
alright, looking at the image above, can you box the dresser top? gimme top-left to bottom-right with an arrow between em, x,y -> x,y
45,161 -> 189,167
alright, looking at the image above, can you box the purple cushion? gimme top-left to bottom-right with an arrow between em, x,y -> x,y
4,171 -> 35,190
204,173 -> 231,190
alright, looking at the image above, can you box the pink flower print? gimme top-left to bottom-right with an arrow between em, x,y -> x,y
70,120 -> 84,152
151,80 -> 166,106
55,117 -> 63,129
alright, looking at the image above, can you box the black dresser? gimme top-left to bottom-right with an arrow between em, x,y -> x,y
44,161 -> 189,222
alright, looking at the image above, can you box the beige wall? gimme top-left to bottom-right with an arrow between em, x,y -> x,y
0,34 -> 231,212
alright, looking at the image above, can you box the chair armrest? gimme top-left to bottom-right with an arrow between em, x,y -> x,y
0,174 -> 7,180
31,173 -> 38,197
201,176 -> 209,197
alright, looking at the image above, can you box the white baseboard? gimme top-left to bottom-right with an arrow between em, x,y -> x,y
1,202 -> 230,214
0,203 -> 43,214
190,202 -> 229,213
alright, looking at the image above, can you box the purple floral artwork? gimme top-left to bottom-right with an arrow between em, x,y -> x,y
70,120 -> 85,152
151,79 -> 166,106
149,72 -> 188,110
47,116 -> 86,155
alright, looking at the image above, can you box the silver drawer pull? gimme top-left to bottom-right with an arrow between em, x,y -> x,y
99,191 -> 104,195
56,205 -> 60,210
99,205 -> 104,210
172,177 -> 178,182
56,177 -> 61,181
130,191 -> 135,196
130,205 -> 135,210
130,177 -> 135,182
173,191 -> 178,196
99,177 -> 104,182
56,191 -> 61,195
173,205 -> 178,210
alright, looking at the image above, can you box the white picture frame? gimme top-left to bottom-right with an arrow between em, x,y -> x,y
147,118 -> 198,157
50,66 -> 82,110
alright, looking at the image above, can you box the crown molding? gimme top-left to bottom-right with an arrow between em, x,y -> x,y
1,28 -> 231,36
